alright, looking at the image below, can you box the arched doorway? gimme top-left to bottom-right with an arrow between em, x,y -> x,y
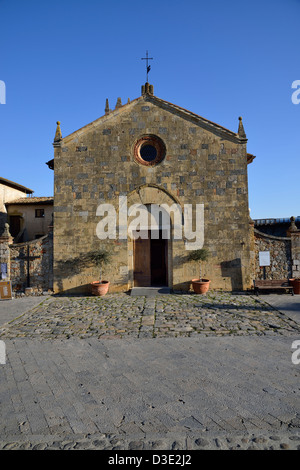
126,185 -> 183,290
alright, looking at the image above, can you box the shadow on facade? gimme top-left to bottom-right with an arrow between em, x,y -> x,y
220,258 -> 243,291
53,284 -> 93,296
53,269 -> 131,296
53,254 -> 245,295
54,257 -> 83,295
42,232 -> 53,291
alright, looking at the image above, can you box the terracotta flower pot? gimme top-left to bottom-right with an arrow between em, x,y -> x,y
293,279 -> 300,295
192,279 -> 210,294
91,280 -> 110,296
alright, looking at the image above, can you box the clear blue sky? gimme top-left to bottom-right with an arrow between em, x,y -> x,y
0,0 -> 299,219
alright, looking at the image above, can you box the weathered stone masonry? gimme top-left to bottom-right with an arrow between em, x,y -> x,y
9,233 -> 53,292
52,84 -> 253,294
254,230 -> 292,280
0,220 -> 299,293
0,224 -> 53,293
253,217 -> 300,281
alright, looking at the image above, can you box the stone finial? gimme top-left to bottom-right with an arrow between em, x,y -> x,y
54,121 -> 62,143
238,116 -> 246,139
105,98 -> 110,115
141,82 -> 154,96
115,97 -> 122,109
287,216 -> 299,236
0,223 -> 12,240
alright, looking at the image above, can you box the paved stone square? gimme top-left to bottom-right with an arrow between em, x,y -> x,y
0,292 -> 300,340
0,292 -> 299,450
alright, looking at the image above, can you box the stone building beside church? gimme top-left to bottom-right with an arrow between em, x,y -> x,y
51,82 -> 255,294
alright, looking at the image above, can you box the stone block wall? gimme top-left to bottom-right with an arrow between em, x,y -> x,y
254,229 -> 292,280
9,233 -> 53,292
53,94 -> 252,294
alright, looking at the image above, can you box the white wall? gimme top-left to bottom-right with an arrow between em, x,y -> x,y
0,184 -> 28,212
7,204 -> 53,241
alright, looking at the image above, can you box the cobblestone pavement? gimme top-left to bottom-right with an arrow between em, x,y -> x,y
0,292 -> 299,451
0,292 -> 300,339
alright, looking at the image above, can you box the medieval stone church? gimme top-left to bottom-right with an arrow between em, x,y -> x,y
51,81 -> 255,294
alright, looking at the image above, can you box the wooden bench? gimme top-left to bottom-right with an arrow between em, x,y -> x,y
254,279 -> 294,296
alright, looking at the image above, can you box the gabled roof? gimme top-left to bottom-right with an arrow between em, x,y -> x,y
54,85 -> 248,146
0,177 -> 33,194
146,94 -> 247,144
58,96 -> 140,144
5,196 -> 53,205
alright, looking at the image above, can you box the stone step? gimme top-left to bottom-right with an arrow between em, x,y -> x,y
130,287 -> 171,296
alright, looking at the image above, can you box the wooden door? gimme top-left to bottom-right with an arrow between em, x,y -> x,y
151,235 -> 168,286
133,232 -> 151,287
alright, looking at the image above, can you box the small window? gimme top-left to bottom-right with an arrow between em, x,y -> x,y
134,135 -> 166,166
35,209 -> 45,218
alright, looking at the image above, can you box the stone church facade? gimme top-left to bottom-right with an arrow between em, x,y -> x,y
52,82 -> 255,294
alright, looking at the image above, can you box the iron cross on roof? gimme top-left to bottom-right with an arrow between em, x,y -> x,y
141,51 -> 153,82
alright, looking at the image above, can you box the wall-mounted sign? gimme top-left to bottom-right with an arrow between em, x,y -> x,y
259,251 -> 270,267
0,281 -> 12,300
1,263 -> 7,279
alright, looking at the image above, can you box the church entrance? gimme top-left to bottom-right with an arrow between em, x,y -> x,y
133,230 -> 168,287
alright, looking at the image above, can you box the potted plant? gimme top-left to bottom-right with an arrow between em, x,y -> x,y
85,248 -> 112,296
188,248 -> 210,294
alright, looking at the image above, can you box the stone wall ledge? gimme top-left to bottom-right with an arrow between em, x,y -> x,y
254,228 -> 290,242
9,233 -> 51,248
